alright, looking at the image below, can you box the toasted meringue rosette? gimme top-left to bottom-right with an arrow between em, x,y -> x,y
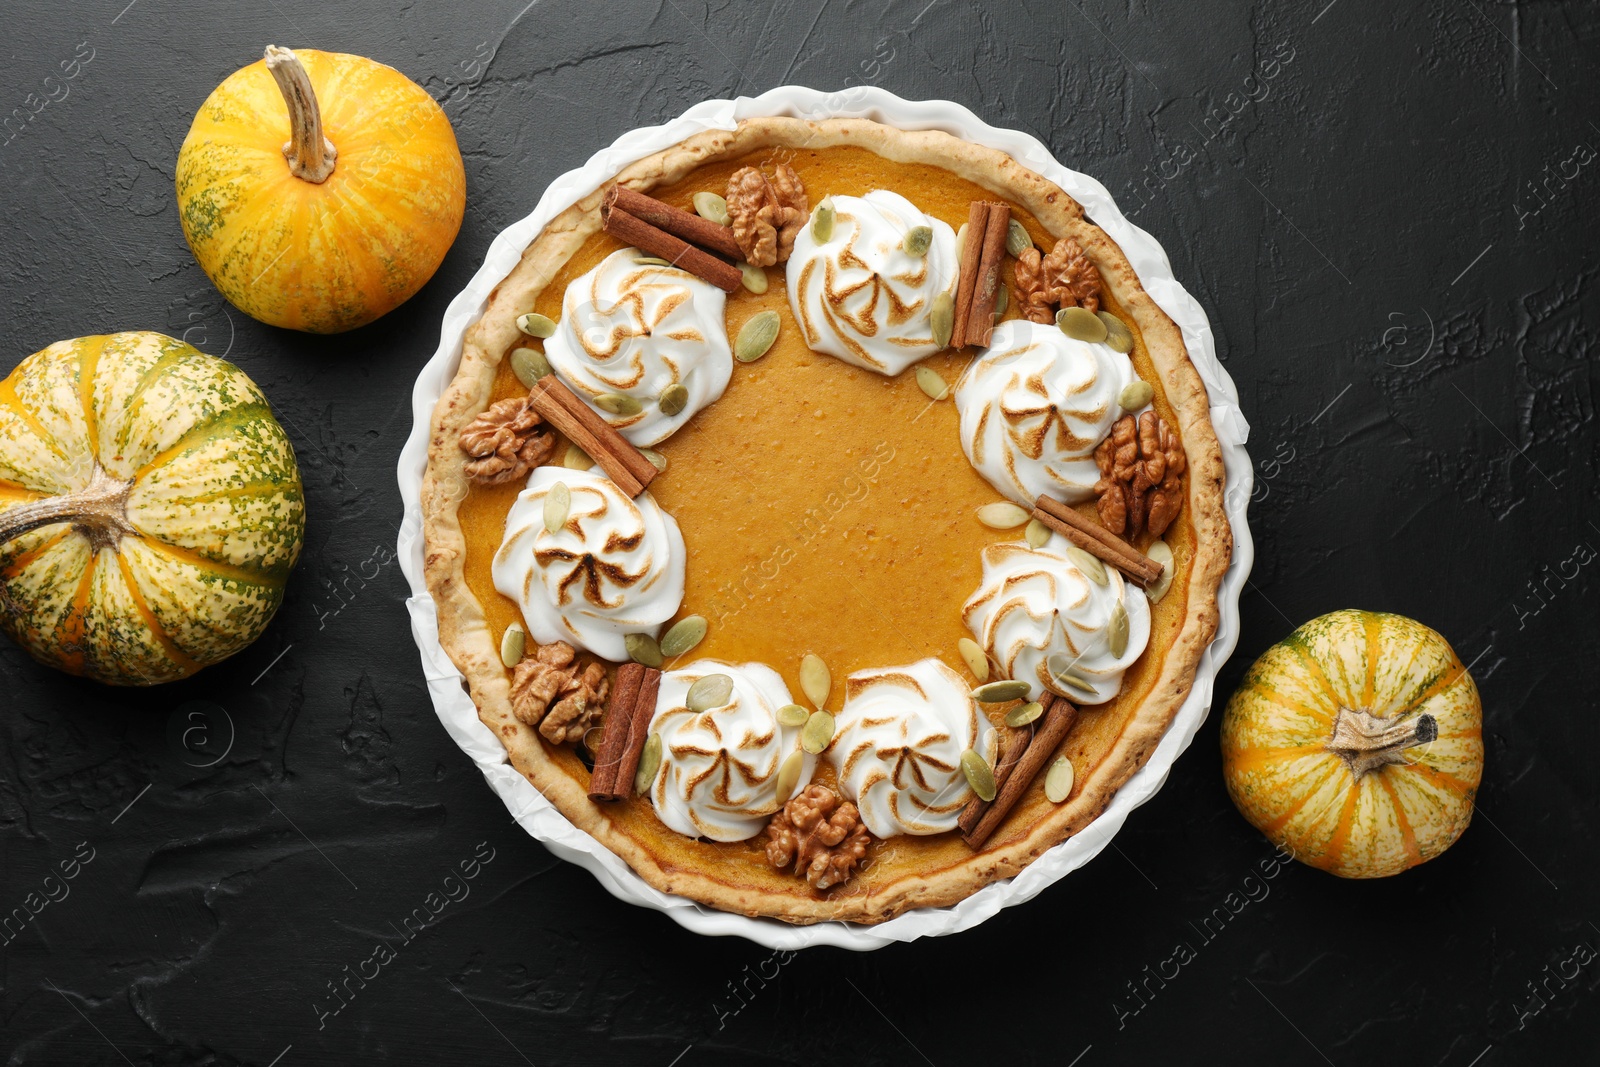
649,660 -> 813,841
954,319 -> 1136,505
827,658 -> 996,837
492,467 -> 685,662
786,190 -> 959,376
962,536 -> 1150,704
543,249 -> 733,445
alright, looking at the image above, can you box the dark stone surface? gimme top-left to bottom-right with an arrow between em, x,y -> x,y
1,0 -> 1595,1063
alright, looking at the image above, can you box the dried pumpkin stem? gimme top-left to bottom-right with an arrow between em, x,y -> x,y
1325,707 -> 1438,780
0,465 -> 132,552
264,44 -> 337,183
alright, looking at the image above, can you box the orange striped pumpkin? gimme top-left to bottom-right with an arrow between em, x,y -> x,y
175,46 -> 466,334
0,332 -> 304,685
1221,609 -> 1483,878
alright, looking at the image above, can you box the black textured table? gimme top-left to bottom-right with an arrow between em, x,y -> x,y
3,1 -> 1595,1063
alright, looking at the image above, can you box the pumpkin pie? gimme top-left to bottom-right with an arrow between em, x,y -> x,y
422,117 -> 1231,924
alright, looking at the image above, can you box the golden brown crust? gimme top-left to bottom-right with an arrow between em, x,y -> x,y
422,117 -> 1231,925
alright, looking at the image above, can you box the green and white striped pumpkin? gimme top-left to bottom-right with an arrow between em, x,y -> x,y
0,332 -> 304,685
1221,609 -> 1483,878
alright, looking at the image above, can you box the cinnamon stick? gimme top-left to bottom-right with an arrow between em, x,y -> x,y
1033,496 -> 1163,585
587,662 -> 645,798
963,695 -> 1079,850
601,204 -> 742,293
962,203 -> 1011,348
606,186 -> 743,261
950,201 -> 991,347
958,723 -> 1030,836
528,377 -> 657,497
611,666 -> 662,796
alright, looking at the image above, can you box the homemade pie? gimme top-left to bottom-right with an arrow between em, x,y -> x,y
422,117 -> 1230,924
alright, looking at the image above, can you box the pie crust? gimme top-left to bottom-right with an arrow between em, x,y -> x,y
422,117 -> 1231,924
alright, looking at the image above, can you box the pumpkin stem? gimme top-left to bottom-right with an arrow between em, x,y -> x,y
1325,707 -> 1438,780
0,465 -> 133,552
265,45 -> 338,183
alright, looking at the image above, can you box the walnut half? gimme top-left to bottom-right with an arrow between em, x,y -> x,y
458,395 -> 556,486
509,641 -> 609,744
726,164 -> 808,268
764,784 -> 872,891
1014,236 -> 1102,324
1093,411 -> 1185,539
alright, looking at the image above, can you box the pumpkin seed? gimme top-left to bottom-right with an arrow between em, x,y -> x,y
1065,544 -> 1108,585
930,291 -> 955,349
625,632 -> 663,668
800,652 -> 831,708
801,710 -> 835,754
543,480 -> 570,533
562,442 -> 593,469
811,198 -> 835,243
517,312 -> 557,338
777,703 -> 811,727
1099,311 -> 1134,353
1025,518 -> 1051,548
686,673 -> 734,712
659,615 -> 707,658
972,679 -> 1030,703
735,310 -> 781,363
774,749 -> 804,800
634,256 -> 673,267
1057,672 -> 1096,697
634,733 -> 662,794
1005,218 -> 1031,257
916,365 -> 949,401
1044,755 -> 1075,803
510,347 -> 552,387
500,624 -> 526,668
658,383 -> 690,417
739,262 -> 769,294
1046,653 -> 1095,696
1145,539 -> 1174,603
693,191 -> 730,226
640,447 -> 668,472
1005,700 -> 1044,727
1109,601 -> 1129,658
977,501 -> 1030,529
902,225 -> 933,257
994,283 -> 1009,319
593,392 -> 643,416
960,749 -> 997,802
1119,380 -> 1154,412
955,222 -> 968,260
957,637 -> 989,682
1057,306 -> 1109,343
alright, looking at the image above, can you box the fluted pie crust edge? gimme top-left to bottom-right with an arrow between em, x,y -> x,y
422,117 -> 1232,925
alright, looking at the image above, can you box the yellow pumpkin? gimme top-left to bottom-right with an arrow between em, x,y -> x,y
0,332 -> 305,685
1221,609 -> 1484,878
175,46 -> 466,334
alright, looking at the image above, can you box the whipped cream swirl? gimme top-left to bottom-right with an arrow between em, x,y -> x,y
826,658 -> 996,837
492,467 -> 685,662
786,191 -> 959,376
954,320 -> 1137,505
649,660 -> 813,841
961,536 -> 1150,705
543,248 -> 733,445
